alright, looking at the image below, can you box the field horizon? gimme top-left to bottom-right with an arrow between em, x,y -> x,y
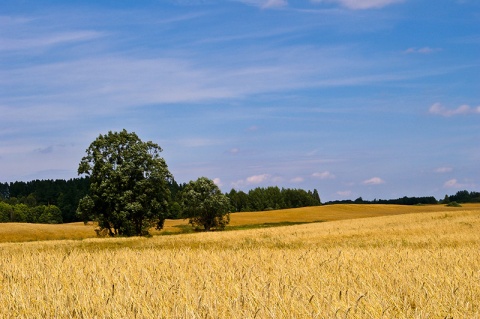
1,203 -> 478,243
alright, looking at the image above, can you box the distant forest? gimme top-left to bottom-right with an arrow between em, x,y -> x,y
0,178 -> 321,224
0,178 -> 479,224
324,190 -> 480,205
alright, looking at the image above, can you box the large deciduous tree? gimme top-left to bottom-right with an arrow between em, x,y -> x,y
77,130 -> 172,236
180,177 -> 231,231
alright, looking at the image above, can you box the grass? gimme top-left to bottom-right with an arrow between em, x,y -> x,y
0,204 -> 479,318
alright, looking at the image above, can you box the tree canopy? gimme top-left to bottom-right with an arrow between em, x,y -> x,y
227,186 -> 321,212
180,177 -> 231,231
77,130 -> 172,236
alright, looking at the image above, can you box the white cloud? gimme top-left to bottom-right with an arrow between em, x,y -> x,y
429,103 -> 480,117
231,173 -> 271,188
290,177 -> 304,183
337,190 -> 352,197
312,171 -> 336,179
228,148 -> 240,155
263,0 -> 288,8
363,177 -> 385,185
247,174 -> 270,184
444,179 -> 459,188
404,47 -> 442,54
213,178 -> 223,187
236,0 -> 287,9
311,0 -> 403,10
435,167 -> 453,173
271,176 -> 284,183
443,179 -> 475,189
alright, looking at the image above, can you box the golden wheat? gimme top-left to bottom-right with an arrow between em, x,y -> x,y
1,204 -> 474,243
1,205 -> 479,318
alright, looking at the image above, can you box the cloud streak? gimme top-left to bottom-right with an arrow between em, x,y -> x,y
311,0 -> 404,10
232,174 -> 271,188
0,31 -> 105,51
236,0 -> 288,8
435,167 -> 452,173
363,177 -> 385,185
404,47 -> 442,54
429,103 -> 480,117
247,174 -> 270,184
443,179 -> 475,189
312,171 -> 336,179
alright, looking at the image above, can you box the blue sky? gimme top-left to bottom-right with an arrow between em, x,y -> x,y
1,0 -> 479,201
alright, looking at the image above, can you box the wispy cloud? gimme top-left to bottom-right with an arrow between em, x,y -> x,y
228,148 -> 240,155
236,0 -> 288,9
0,31 -> 105,51
337,190 -> 352,196
290,177 -> 304,183
213,177 -> 223,187
435,167 -> 453,173
34,146 -> 54,154
443,179 -> 475,189
232,173 -> 271,188
363,177 -> 385,185
312,171 -> 336,179
311,0 -> 404,10
404,47 -> 442,54
247,174 -> 270,184
429,103 -> 480,117
2,34 -> 457,129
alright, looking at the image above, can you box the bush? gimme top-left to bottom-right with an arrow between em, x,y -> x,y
446,201 -> 461,207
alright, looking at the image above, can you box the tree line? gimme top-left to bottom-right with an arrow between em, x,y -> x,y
0,178 -> 89,224
323,190 -> 480,206
0,179 -> 321,223
324,196 -> 438,205
2,175 -> 479,226
0,202 -> 63,224
227,187 -> 321,213
1,177 -> 479,226
443,190 -> 480,204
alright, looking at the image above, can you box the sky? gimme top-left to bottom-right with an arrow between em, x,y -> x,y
0,0 -> 479,201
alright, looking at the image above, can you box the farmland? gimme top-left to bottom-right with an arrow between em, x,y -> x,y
1,204 -> 479,318
0,203 -> 472,242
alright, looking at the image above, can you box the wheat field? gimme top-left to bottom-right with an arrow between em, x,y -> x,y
1,203 -> 473,242
1,204 -> 479,318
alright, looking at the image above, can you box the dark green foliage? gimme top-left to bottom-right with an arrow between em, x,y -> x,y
447,190 -> 480,203
180,177 -> 231,231
446,201 -> 462,207
0,182 -> 9,200
228,189 -> 250,212
325,196 -> 438,205
168,201 -> 182,219
0,202 -> 12,222
3,178 -> 90,222
226,187 -> 321,212
77,130 -> 172,236
0,201 -> 62,224
442,194 -> 450,204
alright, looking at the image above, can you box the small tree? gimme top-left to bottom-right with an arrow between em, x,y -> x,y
77,130 -> 172,236
180,177 -> 231,231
